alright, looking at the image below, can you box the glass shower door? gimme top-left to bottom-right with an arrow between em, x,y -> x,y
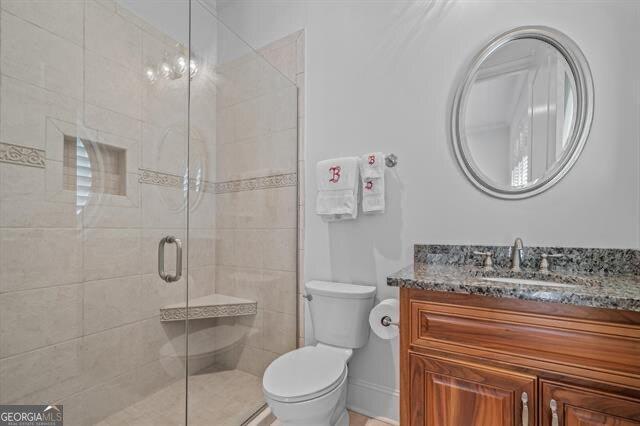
186,2 -> 299,424
0,1 -> 191,424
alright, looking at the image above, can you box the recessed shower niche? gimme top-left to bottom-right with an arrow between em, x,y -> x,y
63,136 -> 127,197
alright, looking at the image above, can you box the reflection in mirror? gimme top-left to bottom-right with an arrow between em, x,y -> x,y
464,39 -> 577,188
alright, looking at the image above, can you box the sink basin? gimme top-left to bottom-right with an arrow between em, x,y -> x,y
483,277 -> 577,288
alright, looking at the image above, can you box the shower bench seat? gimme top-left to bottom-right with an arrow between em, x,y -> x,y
159,294 -> 257,322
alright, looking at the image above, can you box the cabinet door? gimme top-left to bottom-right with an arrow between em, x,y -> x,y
541,381 -> 640,426
409,354 -> 536,426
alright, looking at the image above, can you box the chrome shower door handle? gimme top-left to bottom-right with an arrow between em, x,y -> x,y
158,236 -> 183,283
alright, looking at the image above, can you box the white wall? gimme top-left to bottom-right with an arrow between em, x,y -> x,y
218,0 -> 640,422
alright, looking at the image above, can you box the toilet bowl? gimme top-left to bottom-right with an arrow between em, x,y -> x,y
263,281 -> 376,426
263,345 -> 350,426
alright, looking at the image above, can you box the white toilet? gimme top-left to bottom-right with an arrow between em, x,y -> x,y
263,281 -> 376,426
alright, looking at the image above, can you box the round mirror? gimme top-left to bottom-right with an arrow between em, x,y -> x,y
451,27 -> 593,199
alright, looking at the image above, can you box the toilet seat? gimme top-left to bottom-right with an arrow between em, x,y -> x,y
263,346 -> 347,404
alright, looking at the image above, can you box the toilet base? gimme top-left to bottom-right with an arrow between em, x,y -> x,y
265,369 -> 349,426
334,408 -> 349,426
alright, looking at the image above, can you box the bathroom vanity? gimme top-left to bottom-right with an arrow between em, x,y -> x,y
388,244 -> 640,425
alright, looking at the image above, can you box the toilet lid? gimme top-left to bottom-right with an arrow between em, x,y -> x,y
263,347 -> 347,403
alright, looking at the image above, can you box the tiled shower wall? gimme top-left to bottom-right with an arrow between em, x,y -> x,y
212,31 -> 303,376
0,1 -> 217,424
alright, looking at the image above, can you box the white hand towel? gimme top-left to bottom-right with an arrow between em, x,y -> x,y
360,153 -> 385,213
316,157 -> 360,220
359,152 -> 385,179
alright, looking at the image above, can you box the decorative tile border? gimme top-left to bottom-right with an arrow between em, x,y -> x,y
138,168 -> 185,188
214,172 -> 297,194
0,142 -> 46,168
139,169 -> 297,194
160,302 -> 257,321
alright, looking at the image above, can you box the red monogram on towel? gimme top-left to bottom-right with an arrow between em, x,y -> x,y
365,180 -> 373,190
329,166 -> 341,183
368,155 -> 376,165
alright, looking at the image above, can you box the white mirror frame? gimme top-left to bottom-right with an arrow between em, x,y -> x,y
451,26 -> 594,199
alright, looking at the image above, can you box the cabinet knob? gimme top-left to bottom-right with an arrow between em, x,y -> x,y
521,392 -> 529,426
550,399 -> 559,426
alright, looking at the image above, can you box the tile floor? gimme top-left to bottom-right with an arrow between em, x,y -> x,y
97,365 -> 264,425
347,411 -> 394,426
270,410 -> 393,426
97,364 -> 393,426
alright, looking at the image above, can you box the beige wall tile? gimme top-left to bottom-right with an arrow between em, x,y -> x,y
83,228 -> 142,281
85,0 -> 142,71
215,192 -> 237,229
215,229 -> 235,266
84,103 -> 142,142
232,267 -> 262,303
257,128 -> 297,175
0,195 -> 80,228
141,184 -> 188,229
0,11 -> 83,99
188,265 -> 216,298
82,203 -> 141,229
140,68 -> 188,129
82,318 -> 165,388
260,270 -> 296,315
85,51 -> 142,120
141,124 -> 188,176
0,228 -> 83,292
261,40 -> 297,82
0,0 -> 84,45
234,229 -> 265,268
0,162 -> 45,198
217,107 -> 236,145
265,186 -> 297,228
0,338 -> 83,404
83,276 -> 155,334
233,189 -> 266,229
263,311 -> 296,355
267,86 -> 298,133
188,191 -> 216,230
0,75 -> 81,149
189,228 -> 215,268
237,308 -> 264,350
262,228 -> 296,272
0,284 -> 83,357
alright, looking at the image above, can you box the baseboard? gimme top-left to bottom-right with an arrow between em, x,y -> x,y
346,378 -> 399,425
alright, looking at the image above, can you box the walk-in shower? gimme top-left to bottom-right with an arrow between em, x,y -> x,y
0,1 -> 299,424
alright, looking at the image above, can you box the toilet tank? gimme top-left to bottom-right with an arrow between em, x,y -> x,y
305,281 -> 376,349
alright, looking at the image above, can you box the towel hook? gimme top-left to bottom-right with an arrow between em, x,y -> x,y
385,153 -> 398,168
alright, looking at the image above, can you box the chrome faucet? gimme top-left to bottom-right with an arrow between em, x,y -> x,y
510,237 -> 524,271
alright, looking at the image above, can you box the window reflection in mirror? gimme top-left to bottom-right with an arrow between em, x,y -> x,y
464,39 -> 577,189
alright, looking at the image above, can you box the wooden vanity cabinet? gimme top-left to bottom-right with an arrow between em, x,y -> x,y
400,289 -> 640,426
540,381 -> 640,426
409,353 -> 536,425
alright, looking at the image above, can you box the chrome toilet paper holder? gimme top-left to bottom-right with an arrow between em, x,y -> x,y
380,315 -> 399,327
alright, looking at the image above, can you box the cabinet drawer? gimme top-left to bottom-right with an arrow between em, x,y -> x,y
410,300 -> 640,386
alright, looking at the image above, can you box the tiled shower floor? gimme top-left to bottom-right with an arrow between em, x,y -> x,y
97,365 -> 264,426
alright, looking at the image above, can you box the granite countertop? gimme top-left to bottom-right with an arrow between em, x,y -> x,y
387,245 -> 640,312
